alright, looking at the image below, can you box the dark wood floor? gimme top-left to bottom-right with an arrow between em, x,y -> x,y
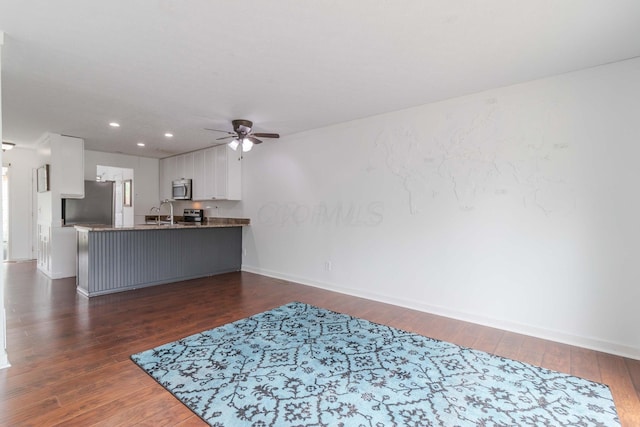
1,261 -> 639,426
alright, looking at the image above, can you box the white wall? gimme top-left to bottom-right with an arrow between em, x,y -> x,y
84,150 -> 158,224
241,57 -> 640,359
3,148 -> 39,260
0,31 -> 10,368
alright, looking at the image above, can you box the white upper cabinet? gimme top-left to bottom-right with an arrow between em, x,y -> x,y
219,145 -> 241,200
174,155 -> 184,181
49,134 -> 84,198
174,152 -> 194,181
159,156 -> 176,201
160,146 -> 241,201
181,152 -> 194,182
204,148 -> 221,199
192,150 -> 207,201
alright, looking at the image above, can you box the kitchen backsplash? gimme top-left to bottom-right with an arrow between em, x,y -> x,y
156,199 -> 243,218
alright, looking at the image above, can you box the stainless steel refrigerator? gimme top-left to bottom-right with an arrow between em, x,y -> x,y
62,180 -> 115,226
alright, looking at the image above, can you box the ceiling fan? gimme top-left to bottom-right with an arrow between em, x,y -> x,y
205,119 -> 280,152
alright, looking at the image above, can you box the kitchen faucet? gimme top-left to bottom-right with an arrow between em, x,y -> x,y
159,199 -> 174,225
149,206 -> 161,224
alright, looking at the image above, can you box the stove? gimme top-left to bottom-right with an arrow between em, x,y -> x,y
183,208 -> 204,223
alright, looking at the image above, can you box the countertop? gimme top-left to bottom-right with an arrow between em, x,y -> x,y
74,217 -> 250,232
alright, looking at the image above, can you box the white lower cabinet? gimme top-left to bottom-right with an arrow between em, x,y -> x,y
37,224 -> 77,279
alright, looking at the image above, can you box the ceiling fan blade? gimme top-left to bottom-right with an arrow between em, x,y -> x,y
216,135 -> 236,141
252,133 -> 280,139
205,128 -> 235,135
246,136 -> 263,144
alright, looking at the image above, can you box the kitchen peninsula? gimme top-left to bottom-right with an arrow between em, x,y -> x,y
75,218 -> 249,297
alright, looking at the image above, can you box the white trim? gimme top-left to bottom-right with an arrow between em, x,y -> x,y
242,264 -> 640,361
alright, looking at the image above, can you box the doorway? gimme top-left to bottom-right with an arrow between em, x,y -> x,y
96,166 -> 134,227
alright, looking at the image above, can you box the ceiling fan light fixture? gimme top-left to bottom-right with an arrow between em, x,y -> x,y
205,119 -> 279,151
2,141 -> 16,151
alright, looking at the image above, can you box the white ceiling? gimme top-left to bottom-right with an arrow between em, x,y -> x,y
1,1 -> 639,158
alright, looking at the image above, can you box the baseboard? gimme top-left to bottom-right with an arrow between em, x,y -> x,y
36,265 -> 75,280
0,353 -> 10,370
242,265 -> 640,361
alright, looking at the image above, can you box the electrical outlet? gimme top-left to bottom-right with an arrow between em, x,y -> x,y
324,261 -> 332,271
243,248 -> 247,257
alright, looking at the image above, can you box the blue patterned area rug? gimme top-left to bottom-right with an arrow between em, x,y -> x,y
131,302 -> 619,426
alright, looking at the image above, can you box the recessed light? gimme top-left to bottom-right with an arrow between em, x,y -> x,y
109,122 -> 120,127
137,142 -> 145,147
164,133 -> 173,138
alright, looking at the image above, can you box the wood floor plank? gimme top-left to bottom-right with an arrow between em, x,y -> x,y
1,362 -> 156,425
516,335 -> 547,368
541,340 -> 572,373
626,357 -> 640,396
571,346 -> 602,383
597,352 -> 640,426
0,348 -> 115,401
49,385 -> 160,427
175,415 -> 209,426
0,396 -> 61,426
89,391 -> 190,427
1,261 -> 639,426
470,326 -> 504,354
493,331 -> 525,360
450,322 -> 485,349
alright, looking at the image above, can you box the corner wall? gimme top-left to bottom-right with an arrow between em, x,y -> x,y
241,57 -> 640,359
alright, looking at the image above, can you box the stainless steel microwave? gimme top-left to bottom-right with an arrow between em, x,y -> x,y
172,178 -> 192,200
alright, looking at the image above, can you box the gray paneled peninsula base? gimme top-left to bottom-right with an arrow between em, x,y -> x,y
75,221 -> 247,297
